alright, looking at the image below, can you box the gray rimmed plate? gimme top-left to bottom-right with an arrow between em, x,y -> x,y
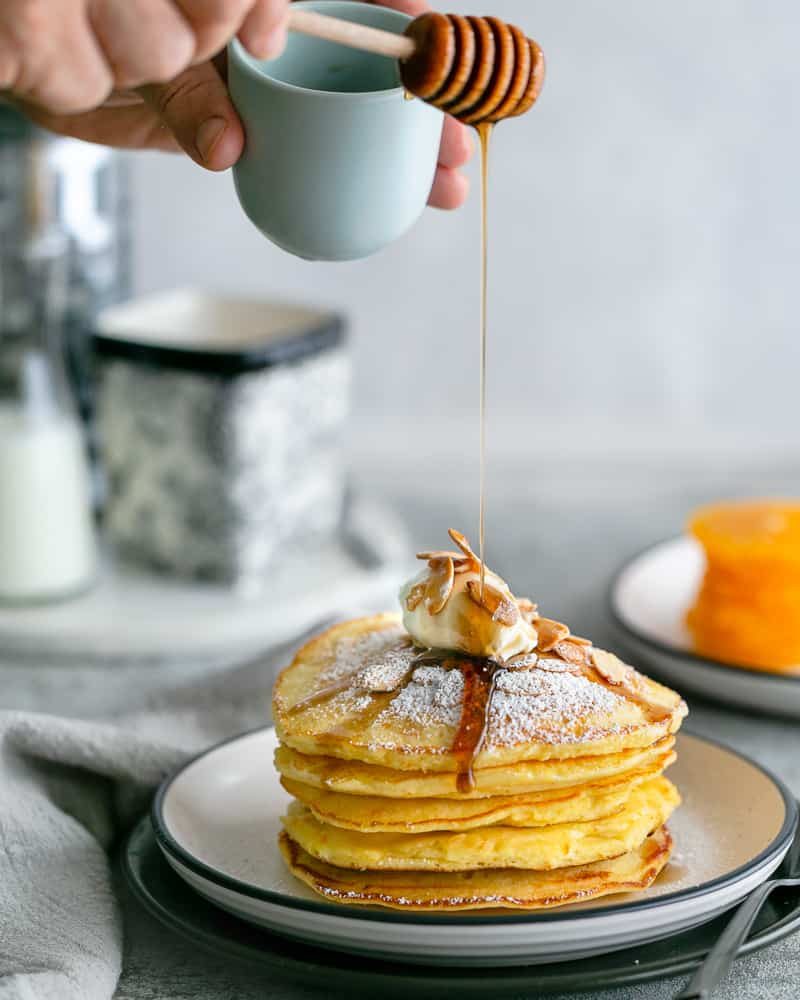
148,726 -> 797,967
123,814 -> 800,995
609,536 -> 800,718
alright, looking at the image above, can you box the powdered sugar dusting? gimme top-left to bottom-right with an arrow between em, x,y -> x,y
310,625 -> 640,753
320,626 -> 408,684
488,668 -> 627,747
357,656 -> 414,693
381,665 -> 465,729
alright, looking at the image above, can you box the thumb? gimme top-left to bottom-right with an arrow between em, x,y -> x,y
140,60 -> 244,171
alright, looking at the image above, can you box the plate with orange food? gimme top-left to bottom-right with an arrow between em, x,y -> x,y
609,500 -> 800,718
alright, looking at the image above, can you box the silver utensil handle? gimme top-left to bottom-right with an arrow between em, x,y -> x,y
675,879 -> 779,1000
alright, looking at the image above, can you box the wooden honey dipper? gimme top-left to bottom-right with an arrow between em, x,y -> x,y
288,9 -> 545,124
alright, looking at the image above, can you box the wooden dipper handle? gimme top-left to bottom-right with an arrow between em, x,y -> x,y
287,9 -> 416,60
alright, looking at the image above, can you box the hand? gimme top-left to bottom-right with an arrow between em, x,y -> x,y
3,0 -> 471,209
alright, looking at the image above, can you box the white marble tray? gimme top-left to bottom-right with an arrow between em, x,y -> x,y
0,496 -> 410,665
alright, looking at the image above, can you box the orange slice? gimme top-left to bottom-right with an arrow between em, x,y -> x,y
686,499 -> 800,672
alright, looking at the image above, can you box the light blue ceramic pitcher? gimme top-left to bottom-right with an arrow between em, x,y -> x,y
229,1 -> 444,261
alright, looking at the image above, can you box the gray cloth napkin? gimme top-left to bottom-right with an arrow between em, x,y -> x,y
0,635 -> 305,1000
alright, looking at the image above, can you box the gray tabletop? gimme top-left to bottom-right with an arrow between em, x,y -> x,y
5,460 -> 800,999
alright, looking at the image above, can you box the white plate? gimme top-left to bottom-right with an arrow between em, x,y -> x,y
152,727 -> 797,967
610,536 -> 800,718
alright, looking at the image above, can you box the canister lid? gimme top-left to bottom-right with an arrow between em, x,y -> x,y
93,290 -> 345,375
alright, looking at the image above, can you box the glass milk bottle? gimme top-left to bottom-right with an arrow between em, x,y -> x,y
0,140 -> 96,602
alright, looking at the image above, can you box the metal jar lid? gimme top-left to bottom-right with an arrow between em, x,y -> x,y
93,290 -> 346,375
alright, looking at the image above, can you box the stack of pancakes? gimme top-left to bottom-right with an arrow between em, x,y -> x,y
274,614 -> 686,911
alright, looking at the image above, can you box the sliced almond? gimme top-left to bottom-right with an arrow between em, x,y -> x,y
416,549 -> 462,562
553,638 -> 590,665
425,556 -> 455,614
535,617 -> 571,651
591,647 -> 654,706
447,528 -> 481,567
591,649 -> 648,701
493,598 -> 520,626
590,647 -> 677,721
466,578 -> 484,609
466,578 -> 520,626
591,648 -> 630,685
452,557 -> 475,574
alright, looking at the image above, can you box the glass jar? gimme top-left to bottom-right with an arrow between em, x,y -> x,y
0,101 -> 131,476
0,138 -> 96,602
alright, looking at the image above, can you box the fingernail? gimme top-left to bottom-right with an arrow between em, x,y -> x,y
263,25 -> 288,59
196,117 -> 226,164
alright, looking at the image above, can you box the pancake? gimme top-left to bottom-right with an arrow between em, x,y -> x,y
273,616 -> 687,773
274,554 -> 687,913
280,758 -> 670,833
279,824 -> 674,911
274,739 -> 676,799
282,777 -> 679,872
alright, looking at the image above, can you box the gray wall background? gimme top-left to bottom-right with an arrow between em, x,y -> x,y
129,0 -> 800,465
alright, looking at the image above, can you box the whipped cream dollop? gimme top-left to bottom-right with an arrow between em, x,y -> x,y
399,529 -> 538,660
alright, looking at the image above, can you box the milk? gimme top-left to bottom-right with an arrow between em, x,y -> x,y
0,405 -> 96,600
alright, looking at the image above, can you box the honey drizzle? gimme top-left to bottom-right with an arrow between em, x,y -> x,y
476,121 -> 493,601
444,122 -> 499,785
286,676 -> 356,715
451,657 -> 502,792
326,682 -> 410,740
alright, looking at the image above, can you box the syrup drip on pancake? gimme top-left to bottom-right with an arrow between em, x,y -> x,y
451,657 -> 501,792
413,646 -> 614,794
286,676 -> 364,716
428,643 -> 675,793
449,650 -> 605,794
